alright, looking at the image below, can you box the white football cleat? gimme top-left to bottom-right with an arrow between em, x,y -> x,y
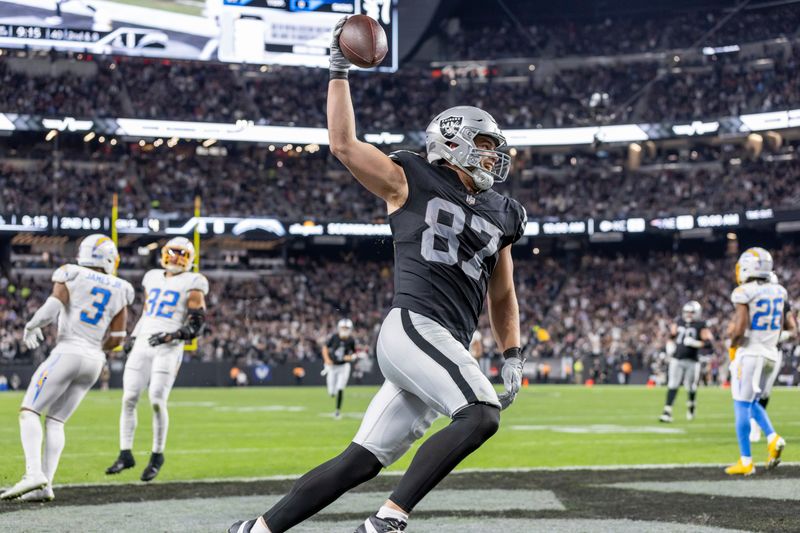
686,411 -> 694,421
19,485 -> 54,502
749,419 -> 762,443
0,472 -> 49,500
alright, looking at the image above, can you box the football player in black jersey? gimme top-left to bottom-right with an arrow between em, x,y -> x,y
659,301 -> 714,423
229,17 -> 528,533
321,318 -> 357,419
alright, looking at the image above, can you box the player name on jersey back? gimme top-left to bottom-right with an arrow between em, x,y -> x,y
53,264 -> 134,355
134,269 -> 209,340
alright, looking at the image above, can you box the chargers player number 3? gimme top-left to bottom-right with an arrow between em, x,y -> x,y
80,287 -> 111,325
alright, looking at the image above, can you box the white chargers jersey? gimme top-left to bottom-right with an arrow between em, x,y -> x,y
731,280 -> 789,361
133,269 -> 209,340
53,264 -> 135,356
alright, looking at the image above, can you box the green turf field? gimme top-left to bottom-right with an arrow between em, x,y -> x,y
0,385 -> 797,486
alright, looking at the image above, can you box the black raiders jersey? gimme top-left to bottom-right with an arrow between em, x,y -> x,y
327,334 -> 356,365
388,151 -> 527,347
674,319 -> 707,361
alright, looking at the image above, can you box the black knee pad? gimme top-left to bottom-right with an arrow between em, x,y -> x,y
453,403 -> 501,444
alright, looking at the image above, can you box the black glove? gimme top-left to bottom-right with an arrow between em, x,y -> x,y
148,332 -> 174,347
122,336 -> 136,355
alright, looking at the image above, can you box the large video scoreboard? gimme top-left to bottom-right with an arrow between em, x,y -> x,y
0,0 -> 396,70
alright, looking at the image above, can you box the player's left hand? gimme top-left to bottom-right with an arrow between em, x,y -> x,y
329,16 -> 352,75
498,348 -> 525,410
148,332 -> 174,346
321,364 -> 332,377
22,324 -> 44,350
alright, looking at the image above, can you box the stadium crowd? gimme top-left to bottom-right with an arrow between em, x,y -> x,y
3,143 -> 800,222
0,9 -> 796,130
443,4 -> 800,60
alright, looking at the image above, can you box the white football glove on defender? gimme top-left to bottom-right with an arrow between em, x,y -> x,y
329,17 -> 352,77
23,324 -> 44,350
497,348 -> 525,410
321,364 -> 332,377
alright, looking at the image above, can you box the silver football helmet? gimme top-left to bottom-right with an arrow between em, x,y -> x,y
682,301 -> 702,322
337,318 -> 353,338
425,106 -> 511,191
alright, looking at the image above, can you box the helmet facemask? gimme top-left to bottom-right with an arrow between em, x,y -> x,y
161,238 -> 195,274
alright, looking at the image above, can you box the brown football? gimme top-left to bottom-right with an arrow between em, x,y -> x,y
339,15 -> 388,69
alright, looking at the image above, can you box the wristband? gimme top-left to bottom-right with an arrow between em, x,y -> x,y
503,347 -> 522,359
330,71 -> 348,80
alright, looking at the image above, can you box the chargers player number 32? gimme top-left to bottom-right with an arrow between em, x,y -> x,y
146,289 -> 180,319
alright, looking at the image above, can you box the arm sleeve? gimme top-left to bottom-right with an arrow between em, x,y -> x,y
26,296 -> 64,330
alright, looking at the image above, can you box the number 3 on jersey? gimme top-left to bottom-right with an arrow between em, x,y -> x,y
80,287 -> 111,325
146,289 -> 180,318
421,198 -> 503,281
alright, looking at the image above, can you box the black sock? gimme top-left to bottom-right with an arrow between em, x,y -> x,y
664,388 -> 678,408
336,390 -> 343,411
390,403 -> 500,512
263,443 -> 382,533
759,396 -> 769,409
687,391 -> 697,414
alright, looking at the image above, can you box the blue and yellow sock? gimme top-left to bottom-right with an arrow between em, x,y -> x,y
751,400 -> 775,438
734,400 -> 752,459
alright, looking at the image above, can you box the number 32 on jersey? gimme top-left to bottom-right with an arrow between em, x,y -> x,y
146,289 -> 180,319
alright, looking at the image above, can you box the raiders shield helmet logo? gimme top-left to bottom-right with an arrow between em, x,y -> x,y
440,116 -> 463,139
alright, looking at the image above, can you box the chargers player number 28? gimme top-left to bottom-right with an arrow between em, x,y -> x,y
751,298 -> 783,331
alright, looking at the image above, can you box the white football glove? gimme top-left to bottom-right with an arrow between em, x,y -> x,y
497,348 -> 525,410
321,364 -> 332,377
23,324 -> 44,350
329,17 -> 352,76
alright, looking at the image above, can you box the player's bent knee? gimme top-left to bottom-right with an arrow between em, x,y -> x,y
453,403 -> 501,444
342,442 -> 383,481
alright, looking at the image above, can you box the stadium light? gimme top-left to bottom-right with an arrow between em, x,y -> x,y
45,130 -> 57,141
202,139 -> 217,147
83,132 -> 95,142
